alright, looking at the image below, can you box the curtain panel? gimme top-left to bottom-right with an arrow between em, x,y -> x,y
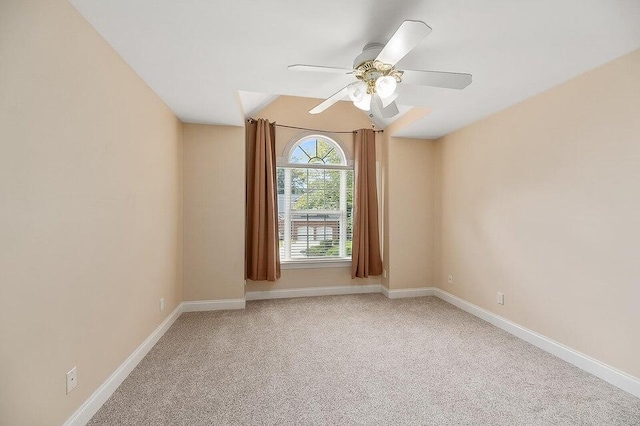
351,129 -> 383,278
245,118 -> 280,281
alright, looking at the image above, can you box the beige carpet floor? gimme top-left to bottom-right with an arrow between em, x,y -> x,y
89,295 -> 640,425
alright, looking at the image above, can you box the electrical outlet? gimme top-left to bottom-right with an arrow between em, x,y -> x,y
159,298 -> 165,312
448,275 -> 453,284
66,367 -> 77,394
497,292 -> 505,305
382,270 -> 387,278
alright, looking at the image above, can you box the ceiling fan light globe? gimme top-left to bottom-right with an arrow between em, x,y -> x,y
354,93 -> 372,111
375,75 -> 397,99
347,81 -> 367,103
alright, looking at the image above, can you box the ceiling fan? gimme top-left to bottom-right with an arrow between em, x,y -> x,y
288,20 -> 472,119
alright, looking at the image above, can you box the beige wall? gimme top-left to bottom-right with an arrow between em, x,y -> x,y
380,127 -> 391,289
380,110 -> 435,290
183,124 -> 245,300
248,96 -> 382,291
384,135 -> 436,289
435,49 -> 640,378
0,1 -> 183,425
180,96 -> 438,296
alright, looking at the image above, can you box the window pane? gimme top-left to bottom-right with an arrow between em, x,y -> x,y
315,226 -> 333,241
288,138 -> 345,165
296,226 -> 311,239
277,166 -> 353,260
293,168 -> 341,210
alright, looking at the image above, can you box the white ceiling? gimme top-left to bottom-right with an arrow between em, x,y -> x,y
69,0 -> 640,139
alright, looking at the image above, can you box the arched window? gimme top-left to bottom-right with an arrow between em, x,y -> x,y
277,135 -> 353,262
288,137 -> 346,165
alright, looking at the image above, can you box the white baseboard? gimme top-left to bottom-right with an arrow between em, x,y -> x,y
432,288 -> 640,399
64,287 -> 640,426
246,284 -> 382,301
182,298 -> 246,312
64,298 -> 246,425
382,286 -> 435,299
63,304 -> 183,426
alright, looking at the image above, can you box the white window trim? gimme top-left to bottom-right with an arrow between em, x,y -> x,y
278,133 -> 353,267
278,162 -> 352,170
281,258 -> 351,270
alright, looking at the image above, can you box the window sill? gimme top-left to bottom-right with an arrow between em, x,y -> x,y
281,259 -> 351,270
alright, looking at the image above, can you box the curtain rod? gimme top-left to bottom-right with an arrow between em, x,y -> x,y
247,118 -> 383,134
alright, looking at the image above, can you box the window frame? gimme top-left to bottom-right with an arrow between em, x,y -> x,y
277,133 -> 353,269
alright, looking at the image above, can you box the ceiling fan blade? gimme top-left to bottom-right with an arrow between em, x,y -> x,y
381,92 -> 399,108
380,100 -> 399,119
373,94 -> 400,119
309,86 -> 349,114
288,64 -> 353,74
402,69 -> 472,90
375,20 -> 432,66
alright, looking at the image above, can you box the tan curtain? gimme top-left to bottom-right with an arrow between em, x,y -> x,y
351,129 -> 383,278
245,119 -> 280,281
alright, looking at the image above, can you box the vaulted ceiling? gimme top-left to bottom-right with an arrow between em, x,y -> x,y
70,0 -> 640,138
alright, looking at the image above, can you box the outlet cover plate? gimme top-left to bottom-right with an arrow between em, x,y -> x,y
66,367 -> 77,394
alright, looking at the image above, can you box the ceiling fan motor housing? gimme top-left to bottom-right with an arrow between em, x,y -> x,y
353,43 -> 385,69
353,44 -> 404,94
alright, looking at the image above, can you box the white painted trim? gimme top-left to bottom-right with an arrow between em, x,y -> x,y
63,287 -> 640,426
280,259 -> 351,270
246,285 -> 381,301
432,288 -> 640,399
380,285 -> 389,298
382,286 -> 435,299
182,298 -> 246,312
63,304 -> 183,426
64,298 -> 247,425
